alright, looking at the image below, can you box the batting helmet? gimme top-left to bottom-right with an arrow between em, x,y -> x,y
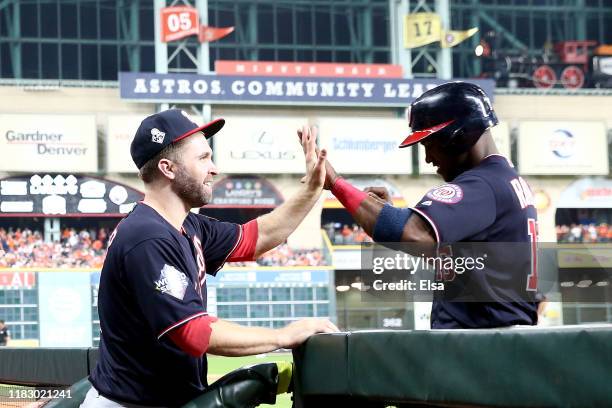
399,82 -> 498,154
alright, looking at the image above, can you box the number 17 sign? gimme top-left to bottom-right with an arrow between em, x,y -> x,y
403,13 -> 442,49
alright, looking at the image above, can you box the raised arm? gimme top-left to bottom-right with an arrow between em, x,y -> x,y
252,126 -> 327,258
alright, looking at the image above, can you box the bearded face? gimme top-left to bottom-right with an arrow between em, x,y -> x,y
171,161 -> 213,208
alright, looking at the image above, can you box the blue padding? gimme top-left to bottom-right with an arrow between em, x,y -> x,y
372,204 -> 413,243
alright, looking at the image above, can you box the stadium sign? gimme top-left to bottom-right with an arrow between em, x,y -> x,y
106,115 -> 148,173
317,117 -> 411,174
160,6 -> 234,43
208,268 -> 331,286
0,174 -> 143,216
557,178 -> 612,209
215,60 -> 403,78
0,114 -> 97,172
0,272 -> 36,289
119,72 -> 495,107
39,272 -> 92,347
212,116 -> 306,174
518,121 -> 608,175
208,176 -> 284,208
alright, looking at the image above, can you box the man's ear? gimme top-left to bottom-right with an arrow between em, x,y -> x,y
157,158 -> 177,180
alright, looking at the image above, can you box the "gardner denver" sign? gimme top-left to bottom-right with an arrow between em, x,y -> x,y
0,114 -> 97,172
119,72 -> 495,107
5,130 -> 89,156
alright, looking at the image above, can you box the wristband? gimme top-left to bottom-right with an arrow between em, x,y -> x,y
372,204 -> 413,242
331,177 -> 368,215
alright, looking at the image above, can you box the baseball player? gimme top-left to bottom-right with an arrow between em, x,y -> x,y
84,109 -> 338,407
323,82 -> 538,329
0,320 -> 10,346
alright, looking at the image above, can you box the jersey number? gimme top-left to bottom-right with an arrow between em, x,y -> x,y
435,245 -> 456,282
192,236 -> 206,288
526,218 -> 538,291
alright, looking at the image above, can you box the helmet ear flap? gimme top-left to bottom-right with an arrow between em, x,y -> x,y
444,119 -> 486,154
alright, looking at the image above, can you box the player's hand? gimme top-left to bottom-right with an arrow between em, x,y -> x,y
297,126 -> 327,192
296,127 -> 338,190
277,318 -> 339,349
322,159 -> 339,190
364,186 -> 392,204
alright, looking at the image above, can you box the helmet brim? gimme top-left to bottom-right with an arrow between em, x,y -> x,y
398,119 -> 455,148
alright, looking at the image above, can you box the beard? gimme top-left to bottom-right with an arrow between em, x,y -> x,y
171,164 -> 211,208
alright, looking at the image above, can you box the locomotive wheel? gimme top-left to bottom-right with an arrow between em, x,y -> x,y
532,65 -> 556,88
560,65 -> 585,89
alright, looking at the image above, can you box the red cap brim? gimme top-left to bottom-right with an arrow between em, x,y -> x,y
398,119 -> 455,148
174,118 -> 226,143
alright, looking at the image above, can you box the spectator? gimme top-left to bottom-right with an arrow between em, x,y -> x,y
556,222 -> 612,243
0,227 -> 110,268
323,222 -> 373,245
570,224 -> 582,243
341,224 -> 352,244
0,320 -> 10,346
0,227 -> 325,268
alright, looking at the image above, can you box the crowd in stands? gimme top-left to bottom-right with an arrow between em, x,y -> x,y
0,228 -> 326,268
0,227 -> 109,268
227,244 -> 325,267
324,223 -> 372,245
6,222 -> 610,268
556,223 -> 612,243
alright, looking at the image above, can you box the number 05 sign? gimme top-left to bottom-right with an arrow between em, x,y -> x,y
161,6 -> 199,42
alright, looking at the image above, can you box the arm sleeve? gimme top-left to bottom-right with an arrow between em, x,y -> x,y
227,219 -> 258,262
414,175 -> 496,242
168,315 -> 218,357
123,238 -> 208,339
196,215 -> 242,275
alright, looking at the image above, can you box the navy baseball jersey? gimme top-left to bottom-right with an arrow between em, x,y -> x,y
90,203 -> 240,406
413,154 -> 539,328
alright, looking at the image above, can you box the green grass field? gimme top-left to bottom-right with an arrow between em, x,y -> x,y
0,353 -> 294,407
207,352 -> 293,408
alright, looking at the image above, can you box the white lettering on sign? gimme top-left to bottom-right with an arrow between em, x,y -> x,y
131,78 -> 398,100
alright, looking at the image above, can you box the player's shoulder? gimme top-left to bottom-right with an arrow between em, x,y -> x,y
458,155 -> 515,185
470,154 -> 515,176
112,204 -> 178,249
186,211 -> 216,225
185,211 -> 234,231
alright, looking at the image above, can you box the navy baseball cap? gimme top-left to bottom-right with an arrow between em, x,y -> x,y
130,109 -> 225,169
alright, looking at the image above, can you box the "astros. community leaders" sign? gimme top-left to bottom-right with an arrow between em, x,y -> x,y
119,72 -> 494,107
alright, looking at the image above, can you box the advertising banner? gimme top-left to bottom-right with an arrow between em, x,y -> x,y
317,117 -> 411,174
106,115 -> 146,173
208,176 -> 284,208
213,116 -> 307,174
0,272 -> 36,289
557,178 -> 612,209
518,121 -> 608,175
38,272 -> 92,347
0,114 -> 97,172
209,268 -> 331,286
